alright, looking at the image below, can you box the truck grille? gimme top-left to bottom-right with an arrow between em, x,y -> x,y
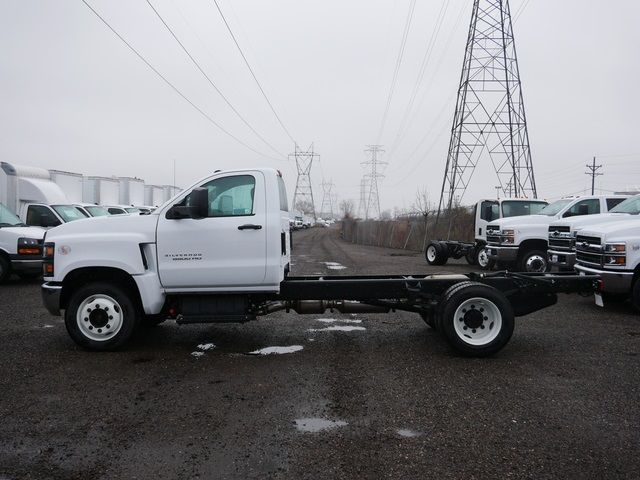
575,234 -> 602,266
548,226 -> 573,252
486,225 -> 501,245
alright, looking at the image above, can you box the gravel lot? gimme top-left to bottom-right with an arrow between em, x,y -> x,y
1,226 -> 639,479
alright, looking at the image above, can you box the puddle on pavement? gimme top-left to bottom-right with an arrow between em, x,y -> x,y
191,351 -> 205,358
327,265 -> 347,270
249,345 -> 304,355
308,326 -> 366,332
294,418 -> 348,433
197,343 -> 216,351
396,429 -> 423,438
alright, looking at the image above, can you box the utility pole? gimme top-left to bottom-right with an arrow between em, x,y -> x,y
585,157 -> 603,195
495,185 -> 501,199
290,144 -> 319,219
361,145 -> 387,219
435,0 -> 536,237
320,179 -> 335,218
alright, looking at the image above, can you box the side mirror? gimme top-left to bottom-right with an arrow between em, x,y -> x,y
166,187 -> 209,220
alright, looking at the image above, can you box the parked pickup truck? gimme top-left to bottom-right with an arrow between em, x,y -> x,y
0,203 -> 45,283
575,218 -> 640,309
40,168 -> 598,357
486,195 -> 629,272
548,195 -> 640,270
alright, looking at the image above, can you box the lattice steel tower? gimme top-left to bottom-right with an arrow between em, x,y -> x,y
437,0 -> 537,223
320,179 -> 335,218
290,144 -> 318,219
362,145 -> 386,219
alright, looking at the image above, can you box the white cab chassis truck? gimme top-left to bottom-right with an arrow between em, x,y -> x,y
548,195 -> 640,270
41,169 -> 597,357
486,195 -> 628,273
0,203 -> 45,283
575,218 -> 640,309
426,198 -> 548,269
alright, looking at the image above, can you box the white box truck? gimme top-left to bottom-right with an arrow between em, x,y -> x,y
118,177 -> 145,206
83,176 -> 120,205
49,170 -> 84,203
144,185 -> 165,207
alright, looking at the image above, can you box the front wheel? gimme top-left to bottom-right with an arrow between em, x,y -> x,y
426,241 -> 448,266
438,282 -> 515,357
65,282 -> 139,351
517,249 -> 549,273
476,247 -> 495,271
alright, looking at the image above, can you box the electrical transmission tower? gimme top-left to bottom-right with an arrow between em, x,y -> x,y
290,144 -> 319,219
362,145 -> 387,219
358,176 -> 369,218
585,157 -> 602,195
320,179 -> 335,218
436,0 -> 537,230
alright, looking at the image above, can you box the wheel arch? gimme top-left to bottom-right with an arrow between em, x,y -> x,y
518,238 -> 548,255
60,267 -> 142,312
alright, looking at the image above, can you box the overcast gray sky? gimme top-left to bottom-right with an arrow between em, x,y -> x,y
1,0 -> 639,213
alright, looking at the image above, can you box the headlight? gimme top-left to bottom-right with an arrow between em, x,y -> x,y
501,229 -> 515,244
604,243 -> 625,253
604,255 -> 626,266
17,237 -> 42,255
42,242 -> 55,276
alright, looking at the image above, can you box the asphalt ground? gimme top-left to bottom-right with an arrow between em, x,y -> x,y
0,226 -> 639,479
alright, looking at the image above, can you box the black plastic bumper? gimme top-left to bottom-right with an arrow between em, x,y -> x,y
9,255 -> 42,274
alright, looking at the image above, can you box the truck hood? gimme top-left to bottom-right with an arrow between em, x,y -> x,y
489,214 -> 552,229
550,213 -> 632,231
578,217 -> 640,240
0,226 -> 46,240
45,213 -> 159,243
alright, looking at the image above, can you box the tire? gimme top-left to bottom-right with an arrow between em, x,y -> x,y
64,281 -> 139,351
0,255 -> 11,284
517,249 -> 550,273
425,241 -> 448,266
632,279 -> 640,312
438,282 -> 515,357
465,247 -> 478,266
140,314 -> 167,328
476,247 -> 495,271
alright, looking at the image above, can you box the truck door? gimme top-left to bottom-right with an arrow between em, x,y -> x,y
476,200 -> 498,240
156,171 -> 267,289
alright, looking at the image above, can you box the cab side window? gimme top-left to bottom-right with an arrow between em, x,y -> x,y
194,175 -> 256,217
26,205 -> 60,227
606,198 -> 625,210
564,199 -> 600,217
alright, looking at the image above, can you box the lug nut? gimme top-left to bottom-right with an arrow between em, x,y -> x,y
106,324 -> 111,329
89,326 -> 93,330
459,317 -> 464,322
109,316 -> 113,320
104,307 -> 109,312
484,316 -> 488,320
84,317 -> 89,322
480,325 -> 485,329
472,329 -> 476,333
463,326 -> 468,331
97,329 -> 102,333
87,308 -> 91,313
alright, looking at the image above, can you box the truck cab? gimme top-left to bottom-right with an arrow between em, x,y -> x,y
0,203 -> 45,283
486,195 -> 628,272
548,195 -> 640,269
21,203 -> 89,228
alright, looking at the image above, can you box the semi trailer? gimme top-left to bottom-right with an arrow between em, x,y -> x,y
41,168 -> 598,357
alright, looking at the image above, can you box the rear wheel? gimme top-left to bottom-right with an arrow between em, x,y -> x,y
517,249 -> 549,273
476,247 -> 495,271
438,282 -> 514,357
0,256 -> 11,284
65,282 -> 139,351
426,241 -> 448,266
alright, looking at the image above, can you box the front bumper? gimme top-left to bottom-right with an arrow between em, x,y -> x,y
548,250 -> 576,268
487,245 -> 518,262
41,282 -> 62,316
9,255 -> 42,274
575,264 -> 633,294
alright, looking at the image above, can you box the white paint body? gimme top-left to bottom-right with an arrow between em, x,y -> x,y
49,170 -> 84,203
118,177 -> 145,206
44,168 -> 291,314
83,176 -> 120,205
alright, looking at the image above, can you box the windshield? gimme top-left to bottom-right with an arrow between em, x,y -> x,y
85,206 -> 110,217
609,196 -> 640,214
52,205 -> 88,222
0,203 -> 24,227
538,199 -> 574,216
501,201 -> 548,218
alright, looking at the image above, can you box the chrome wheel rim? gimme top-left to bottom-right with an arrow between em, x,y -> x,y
525,254 -> 547,273
477,248 -> 489,268
427,245 -> 437,262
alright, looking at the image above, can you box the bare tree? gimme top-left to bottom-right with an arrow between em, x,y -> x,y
339,199 -> 355,219
412,187 -> 432,251
294,200 -> 315,216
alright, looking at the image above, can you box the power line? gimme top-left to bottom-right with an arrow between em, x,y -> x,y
210,0 -> 296,144
146,0 -> 286,159
376,0 -> 417,143
80,0 -> 279,160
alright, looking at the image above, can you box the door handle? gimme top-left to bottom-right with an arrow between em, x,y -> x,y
238,224 -> 262,230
